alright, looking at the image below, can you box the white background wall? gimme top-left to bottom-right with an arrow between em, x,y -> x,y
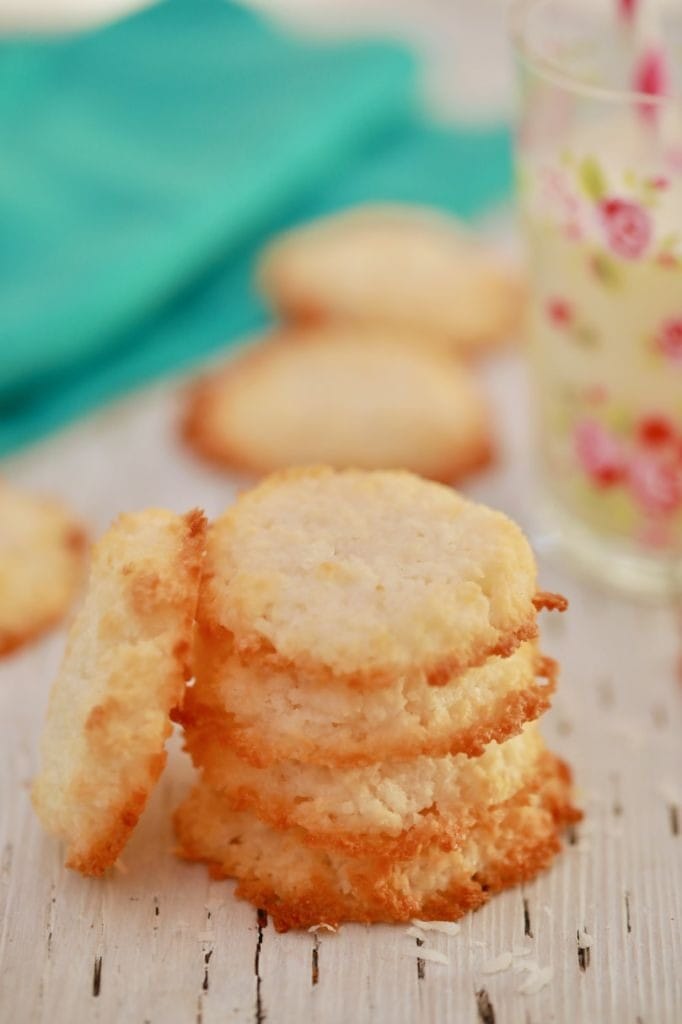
0,0 -> 516,122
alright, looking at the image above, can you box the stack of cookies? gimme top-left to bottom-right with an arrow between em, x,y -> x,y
176,467 -> 578,931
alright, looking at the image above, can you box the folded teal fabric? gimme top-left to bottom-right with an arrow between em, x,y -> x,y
0,0 -> 512,455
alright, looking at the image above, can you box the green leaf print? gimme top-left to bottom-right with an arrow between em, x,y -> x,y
573,323 -> 599,348
591,252 -> 621,288
603,405 -> 631,433
659,232 -> 680,252
640,180 -> 661,208
515,164 -> 529,198
574,479 -> 636,537
578,157 -> 607,201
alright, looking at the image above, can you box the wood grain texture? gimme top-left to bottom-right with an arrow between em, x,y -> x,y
0,352 -> 680,1024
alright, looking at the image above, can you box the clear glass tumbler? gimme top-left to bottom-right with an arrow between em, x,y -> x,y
512,0 -> 682,595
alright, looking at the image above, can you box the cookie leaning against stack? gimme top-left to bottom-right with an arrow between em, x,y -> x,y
32,509 -> 206,874
175,467 -> 579,930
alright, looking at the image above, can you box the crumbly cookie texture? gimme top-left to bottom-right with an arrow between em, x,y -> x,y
257,204 -> 526,355
197,467 -> 539,686
183,326 -> 493,482
32,508 -> 206,875
0,480 -> 87,657
183,723 -> 544,855
174,753 -> 579,932
180,636 -> 555,767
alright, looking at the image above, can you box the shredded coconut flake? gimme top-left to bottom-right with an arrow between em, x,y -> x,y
411,919 -> 461,936
405,926 -> 426,939
481,952 -> 513,974
404,946 -> 449,965
308,923 -> 337,933
518,965 -> 554,995
577,929 -> 593,950
513,959 -> 539,974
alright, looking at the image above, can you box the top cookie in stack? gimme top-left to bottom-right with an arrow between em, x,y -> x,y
195,466 -> 539,685
177,467 -> 577,930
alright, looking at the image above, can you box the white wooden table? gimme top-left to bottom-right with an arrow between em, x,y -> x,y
1,350 -> 681,1024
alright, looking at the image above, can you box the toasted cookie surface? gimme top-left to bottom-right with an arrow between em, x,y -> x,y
257,205 -> 526,355
32,508 -> 206,875
197,468 -> 538,685
175,753 -> 579,931
183,327 -> 492,482
183,723 -> 544,854
182,637 -> 555,767
0,480 -> 87,657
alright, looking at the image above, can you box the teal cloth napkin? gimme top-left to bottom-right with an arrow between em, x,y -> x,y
0,0 -> 513,455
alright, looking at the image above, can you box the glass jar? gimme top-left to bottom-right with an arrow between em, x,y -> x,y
512,0 -> 682,595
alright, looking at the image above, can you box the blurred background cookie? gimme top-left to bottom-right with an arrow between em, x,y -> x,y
0,480 -> 87,657
183,325 -> 493,481
257,204 -> 526,355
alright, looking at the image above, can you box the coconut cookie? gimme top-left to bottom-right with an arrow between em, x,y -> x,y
183,723 -> 544,856
196,468 -> 542,687
0,480 -> 87,657
181,637 -> 555,768
183,327 -> 493,482
257,205 -> 526,356
175,753 -> 578,932
32,509 -> 206,875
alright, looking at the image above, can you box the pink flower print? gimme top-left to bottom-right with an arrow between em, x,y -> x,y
574,418 -> 626,487
636,414 -> 677,449
599,198 -> 652,259
546,297 -> 573,327
657,318 -> 682,363
628,454 -> 682,516
633,47 -> 670,123
617,0 -> 637,23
